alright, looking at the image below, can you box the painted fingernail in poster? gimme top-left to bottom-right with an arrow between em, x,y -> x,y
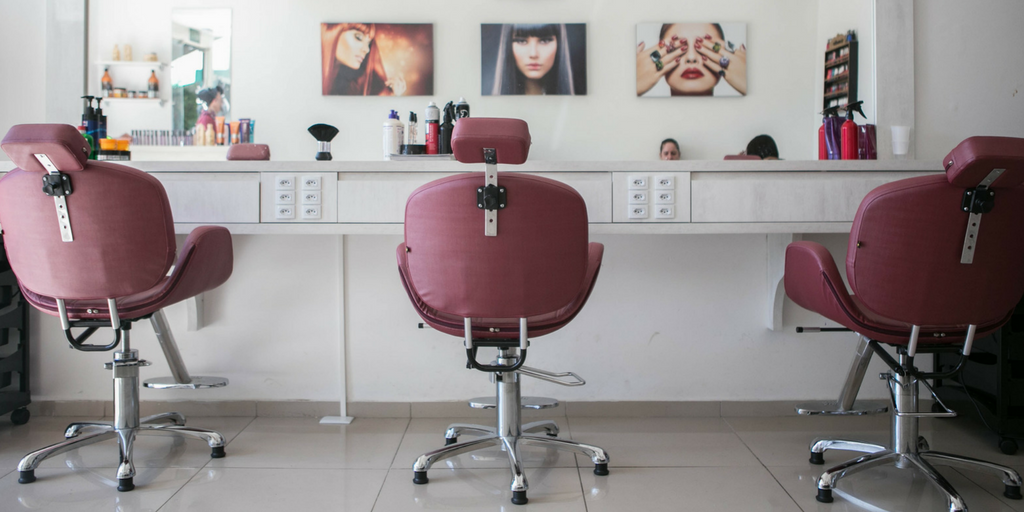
636,23 -> 747,97
481,24 -> 587,96
321,23 -> 434,96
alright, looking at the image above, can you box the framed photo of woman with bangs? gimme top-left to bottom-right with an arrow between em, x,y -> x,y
481,23 -> 587,96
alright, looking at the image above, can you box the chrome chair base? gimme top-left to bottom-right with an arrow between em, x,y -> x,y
808,352 -> 1022,512
412,351 -> 609,506
16,343 -> 226,492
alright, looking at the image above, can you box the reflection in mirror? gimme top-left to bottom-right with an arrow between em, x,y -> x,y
171,9 -> 231,132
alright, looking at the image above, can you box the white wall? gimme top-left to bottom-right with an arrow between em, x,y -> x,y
914,0 -> 1024,159
89,0 -> 824,161
0,1 -> 47,161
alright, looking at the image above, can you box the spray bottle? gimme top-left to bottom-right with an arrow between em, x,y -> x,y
425,102 -> 440,154
407,112 -> 418,145
818,107 -> 838,160
840,101 -> 866,160
439,101 -> 455,154
821,106 -> 843,160
95,97 -> 107,142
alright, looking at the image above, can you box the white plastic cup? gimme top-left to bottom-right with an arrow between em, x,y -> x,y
892,126 -> 911,158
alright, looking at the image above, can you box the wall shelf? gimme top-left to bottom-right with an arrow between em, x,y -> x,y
823,33 -> 858,111
101,97 -> 165,106
96,60 -> 167,69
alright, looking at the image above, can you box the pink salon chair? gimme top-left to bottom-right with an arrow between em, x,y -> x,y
785,136 -> 1024,510
397,118 -> 609,505
0,124 -> 233,491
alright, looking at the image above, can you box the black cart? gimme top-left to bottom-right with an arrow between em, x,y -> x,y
934,298 -> 1024,455
0,243 -> 30,426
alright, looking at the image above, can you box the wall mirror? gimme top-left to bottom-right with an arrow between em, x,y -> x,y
171,9 -> 231,132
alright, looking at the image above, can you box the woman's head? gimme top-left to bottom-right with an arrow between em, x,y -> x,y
746,135 -> 779,160
197,86 -> 223,112
492,24 -> 575,95
321,23 -> 389,95
660,23 -> 724,96
335,24 -> 374,70
660,139 -> 680,160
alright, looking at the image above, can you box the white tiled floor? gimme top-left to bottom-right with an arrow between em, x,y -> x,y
0,412 -> 1021,511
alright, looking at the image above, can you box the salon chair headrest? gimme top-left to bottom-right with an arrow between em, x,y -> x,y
226,143 -> 271,161
1,124 -> 90,173
944,136 -> 1024,189
451,118 -> 531,165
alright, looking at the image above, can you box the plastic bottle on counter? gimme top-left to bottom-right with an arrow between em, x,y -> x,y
383,110 -> 404,159
407,112 -> 418,145
425,102 -> 440,154
454,97 -> 470,120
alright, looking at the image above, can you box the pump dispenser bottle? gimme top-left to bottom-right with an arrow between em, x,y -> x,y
383,110 -> 404,159
840,101 -> 866,160
821,106 -> 842,160
407,112 -> 418,145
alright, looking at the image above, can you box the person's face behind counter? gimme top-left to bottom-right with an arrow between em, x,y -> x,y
660,142 -> 680,160
336,29 -> 372,70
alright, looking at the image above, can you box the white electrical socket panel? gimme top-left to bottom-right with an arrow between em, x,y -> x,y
301,175 -> 322,190
275,176 -> 295,190
627,175 -> 648,189
302,192 -> 321,204
629,191 -> 648,204
276,206 -> 295,219
655,205 -> 675,219
301,206 -> 321,220
628,205 -> 649,219
655,191 -> 674,204
655,175 -> 675,189
276,192 -> 295,204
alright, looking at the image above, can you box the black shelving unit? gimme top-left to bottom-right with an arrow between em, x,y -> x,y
823,33 -> 858,111
0,241 -> 30,426
934,298 -> 1024,454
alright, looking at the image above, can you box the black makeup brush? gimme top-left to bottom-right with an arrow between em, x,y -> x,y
308,123 -> 339,161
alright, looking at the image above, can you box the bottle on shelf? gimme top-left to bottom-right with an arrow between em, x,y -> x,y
147,70 -> 159,98
101,68 -> 113,98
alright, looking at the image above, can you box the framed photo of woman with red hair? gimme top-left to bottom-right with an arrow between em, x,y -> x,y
321,23 -> 434,96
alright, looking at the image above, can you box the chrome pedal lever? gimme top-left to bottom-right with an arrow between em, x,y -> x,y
516,366 -> 586,387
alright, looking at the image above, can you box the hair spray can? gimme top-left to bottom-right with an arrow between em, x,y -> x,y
425,102 -> 440,154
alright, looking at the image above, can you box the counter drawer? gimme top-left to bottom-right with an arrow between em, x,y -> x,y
152,173 -> 260,223
337,172 -> 611,223
690,172 -> 936,223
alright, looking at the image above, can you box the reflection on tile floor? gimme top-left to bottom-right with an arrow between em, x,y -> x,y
0,412 -> 1020,511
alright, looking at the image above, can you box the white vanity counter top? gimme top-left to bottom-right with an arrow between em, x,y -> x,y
0,159 -> 944,173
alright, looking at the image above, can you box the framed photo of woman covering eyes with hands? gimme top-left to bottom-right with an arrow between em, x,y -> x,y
481,24 -> 587,96
636,22 -> 747,97
321,23 -> 434,96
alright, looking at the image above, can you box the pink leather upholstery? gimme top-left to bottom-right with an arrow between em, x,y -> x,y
786,136 -> 1024,346
944,136 -> 1024,188
226,143 -> 271,161
724,154 -> 761,160
398,173 -> 602,339
1,124 -> 90,172
0,124 -> 232,321
452,118 -> 531,165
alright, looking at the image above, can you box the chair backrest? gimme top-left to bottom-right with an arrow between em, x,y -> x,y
0,124 -> 176,300
404,173 -> 589,319
846,136 -> 1024,327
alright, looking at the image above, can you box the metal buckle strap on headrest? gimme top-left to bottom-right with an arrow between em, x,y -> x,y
477,148 -> 506,237
33,153 -> 74,242
960,168 -> 1005,264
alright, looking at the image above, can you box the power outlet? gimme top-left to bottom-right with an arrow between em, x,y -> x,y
276,192 -> 295,204
301,206 -> 322,220
655,175 -> 675,189
275,176 -> 295,190
302,192 -> 321,204
301,175 -> 322,190
655,205 -> 675,219
629,191 -> 648,204
628,175 -> 648,189
655,191 -> 674,204
276,206 -> 295,219
628,205 -> 648,219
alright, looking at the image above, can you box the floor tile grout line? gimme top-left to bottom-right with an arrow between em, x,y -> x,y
723,417 -> 808,512
369,467 -> 396,512
371,416 -> 414,510
152,414 -> 259,511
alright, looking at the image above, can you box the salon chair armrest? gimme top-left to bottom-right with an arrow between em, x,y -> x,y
157,226 -> 233,306
784,241 -> 859,326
